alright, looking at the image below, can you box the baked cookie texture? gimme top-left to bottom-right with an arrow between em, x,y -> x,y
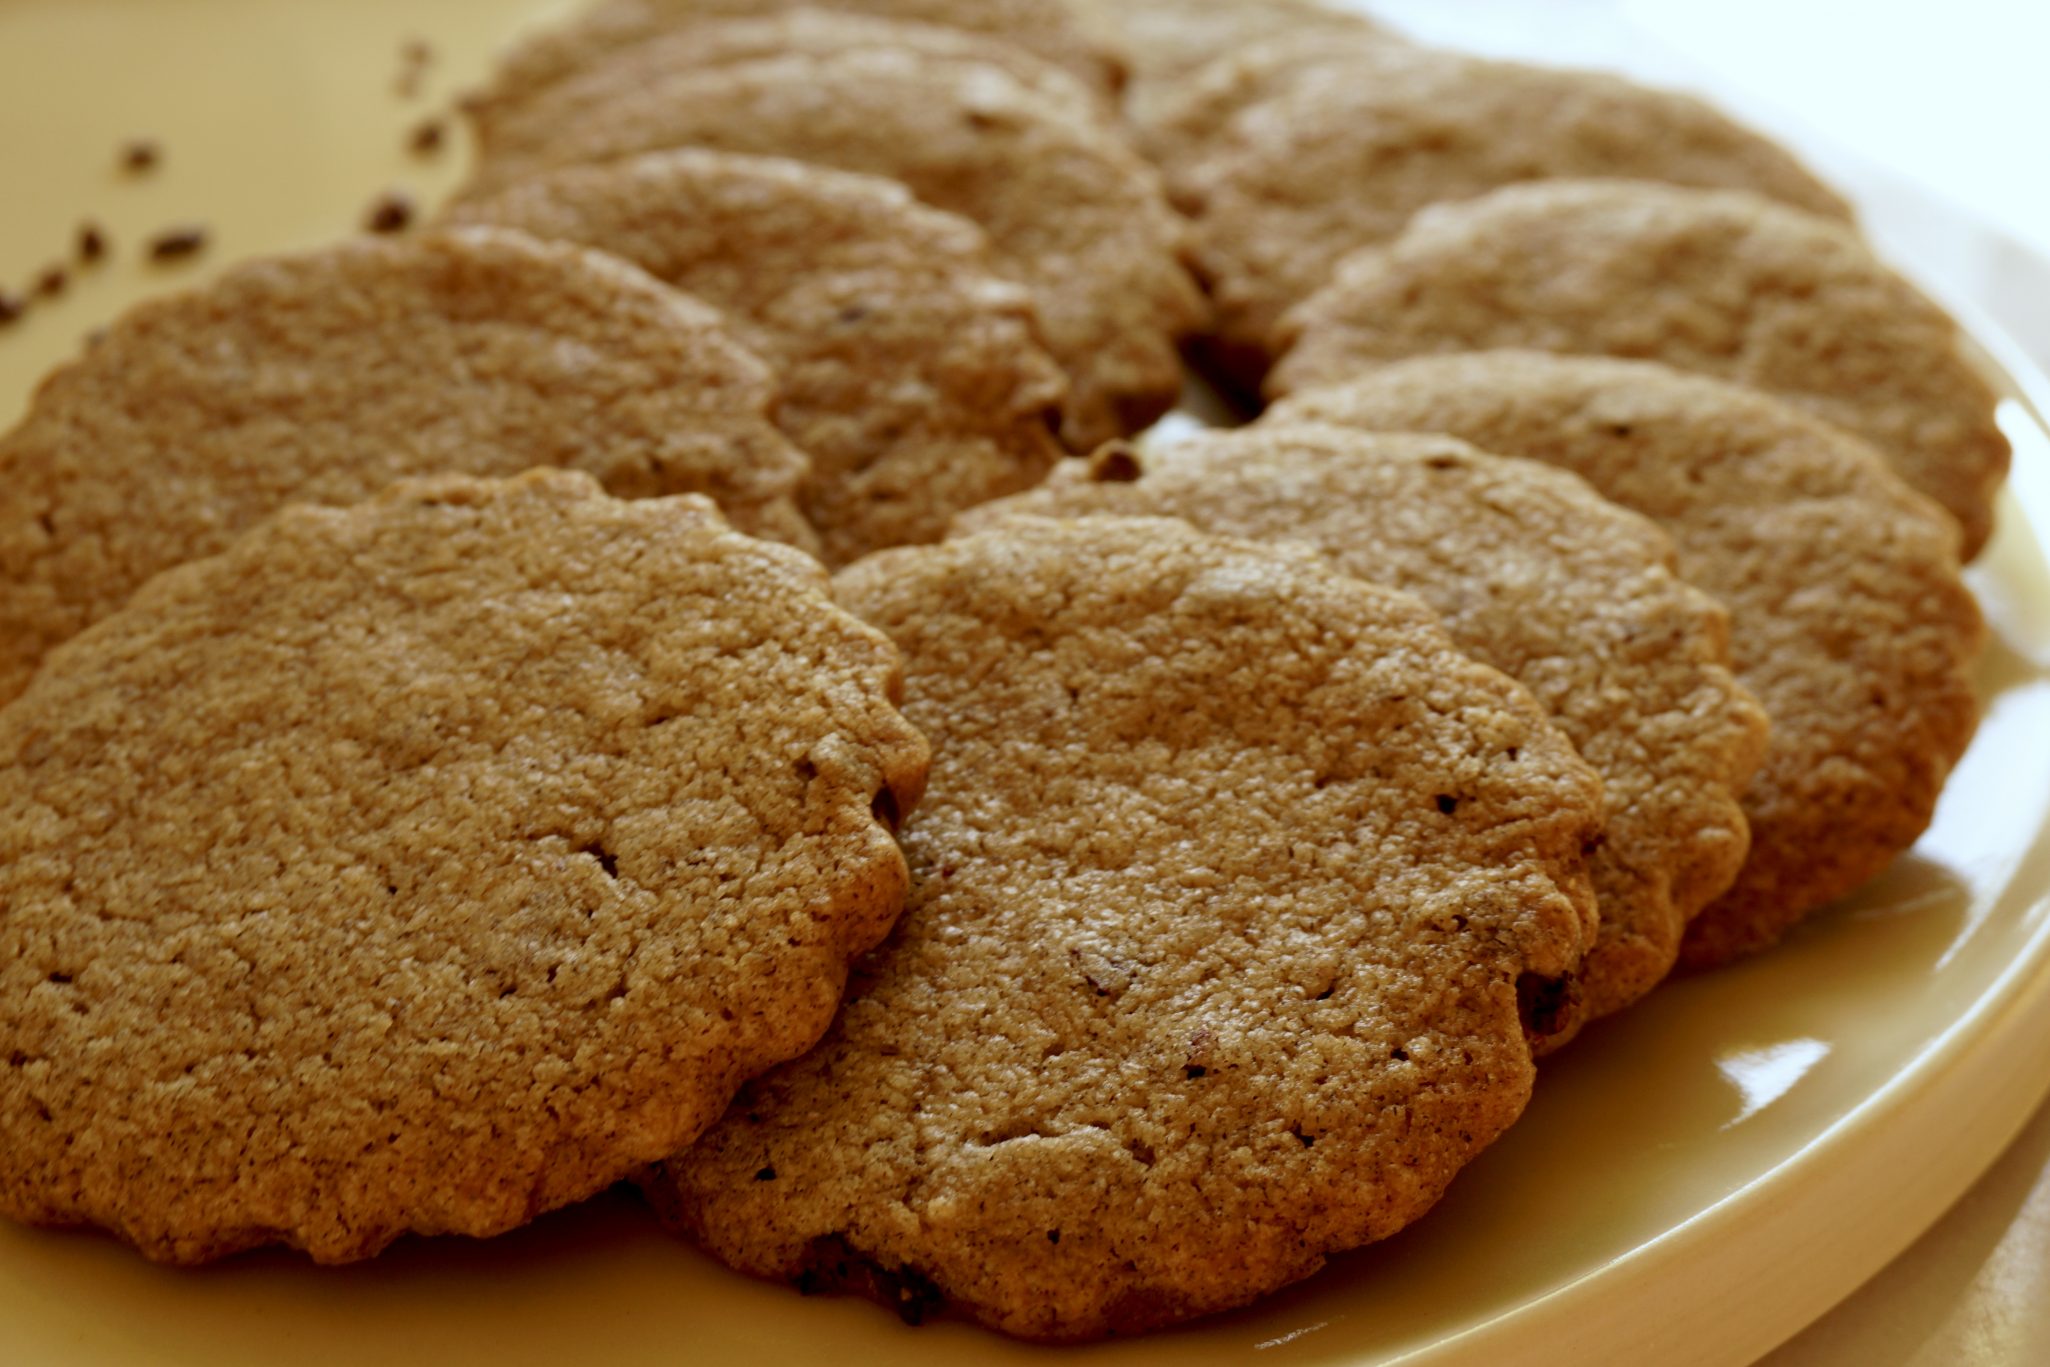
1274,352 -> 1984,965
0,470 -> 930,1265
1073,0 -> 1387,133
470,10 -> 1108,173
959,427 -> 1768,1029
0,226 -> 812,708
1177,50 -> 1853,384
647,516 -> 1604,1339
469,0 -> 1128,119
1134,25 -> 1424,184
1270,179 -> 2011,558
445,149 -> 1068,566
459,43 -> 1206,451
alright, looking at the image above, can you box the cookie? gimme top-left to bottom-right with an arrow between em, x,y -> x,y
1072,0 -> 1379,108
1132,25 -> 1423,183
468,0 -> 1127,130
470,10 -> 1109,176
459,47 -> 1205,450
445,150 -> 1068,565
645,515 -> 1604,1339
1273,351 -> 1984,965
1178,53 -> 1852,386
958,427 -> 1768,1028
0,470 -> 930,1264
1270,179 -> 2011,557
0,227 -> 813,707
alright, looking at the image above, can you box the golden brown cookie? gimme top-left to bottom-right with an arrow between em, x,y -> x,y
470,10 -> 1108,174
0,227 -> 813,707
1270,179 -> 2011,557
1274,352 -> 1984,965
1072,0 -> 1378,109
1132,24 -> 1423,183
645,516 -> 1604,1339
445,149 -> 1067,566
959,427 -> 1767,1028
469,0 -> 1127,130
459,46 -> 1205,450
1178,53 -> 1852,386
0,470 -> 929,1265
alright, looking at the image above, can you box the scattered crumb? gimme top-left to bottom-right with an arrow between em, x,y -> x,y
0,290 -> 23,326
396,36 -> 435,98
84,326 -> 109,350
408,118 -> 445,156
120,139 -> 162,174
33,264 -> 67,299
1088,442 -> 1144,483
146,225 -> 210,263
363,191 -> 415,235
77,222 -> 109,264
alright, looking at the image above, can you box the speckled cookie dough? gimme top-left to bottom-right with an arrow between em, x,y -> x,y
1271,179 -> 2010,557
646,516 -> 1604,1339
446,149 -> 1067,565
0,471 -> 929,1265
959,426 -> 1768,1028
1178,52 -> 1851,385
459,47 -> 1205,451
0,227 -> 813,707
1275,352 -> 1983,964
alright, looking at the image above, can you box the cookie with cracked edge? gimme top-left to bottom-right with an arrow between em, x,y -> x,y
470,10 -> 1111,176
1270,179 -> 2010,557
958,426 -> 1769,1030
1274,351 -> 1983,965
0,470 -> 929,1264
457,46 -> 1205,451
0,226 -> 814,708
1177,52 -> 1852,388
644,515 -> 1603,1339
446,149 -> 1068,566
467,0 -> 1128,134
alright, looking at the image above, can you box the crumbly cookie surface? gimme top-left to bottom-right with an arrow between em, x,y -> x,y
459,47 -> 1205,451
0,471 -> 929,1264
1134,25 -> 1422,184
960,427 -> 1767,1027
1072,0 -> 1378,103
446,149 -> 1067,565
0,227 -> 811,707
1275,352 -> 1984,964
469,0 -> 1128,116
470,11 -> 1107,174
1178,53 -> 1851,383
646,516 -> 1603,1339
1270,179 -> 2010,557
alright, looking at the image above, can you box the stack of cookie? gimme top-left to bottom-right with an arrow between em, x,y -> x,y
0,0 -> 2006,1346
1116,0 -> 2001,976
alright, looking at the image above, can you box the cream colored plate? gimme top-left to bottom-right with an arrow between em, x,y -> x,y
3,3 -> 2049,1364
